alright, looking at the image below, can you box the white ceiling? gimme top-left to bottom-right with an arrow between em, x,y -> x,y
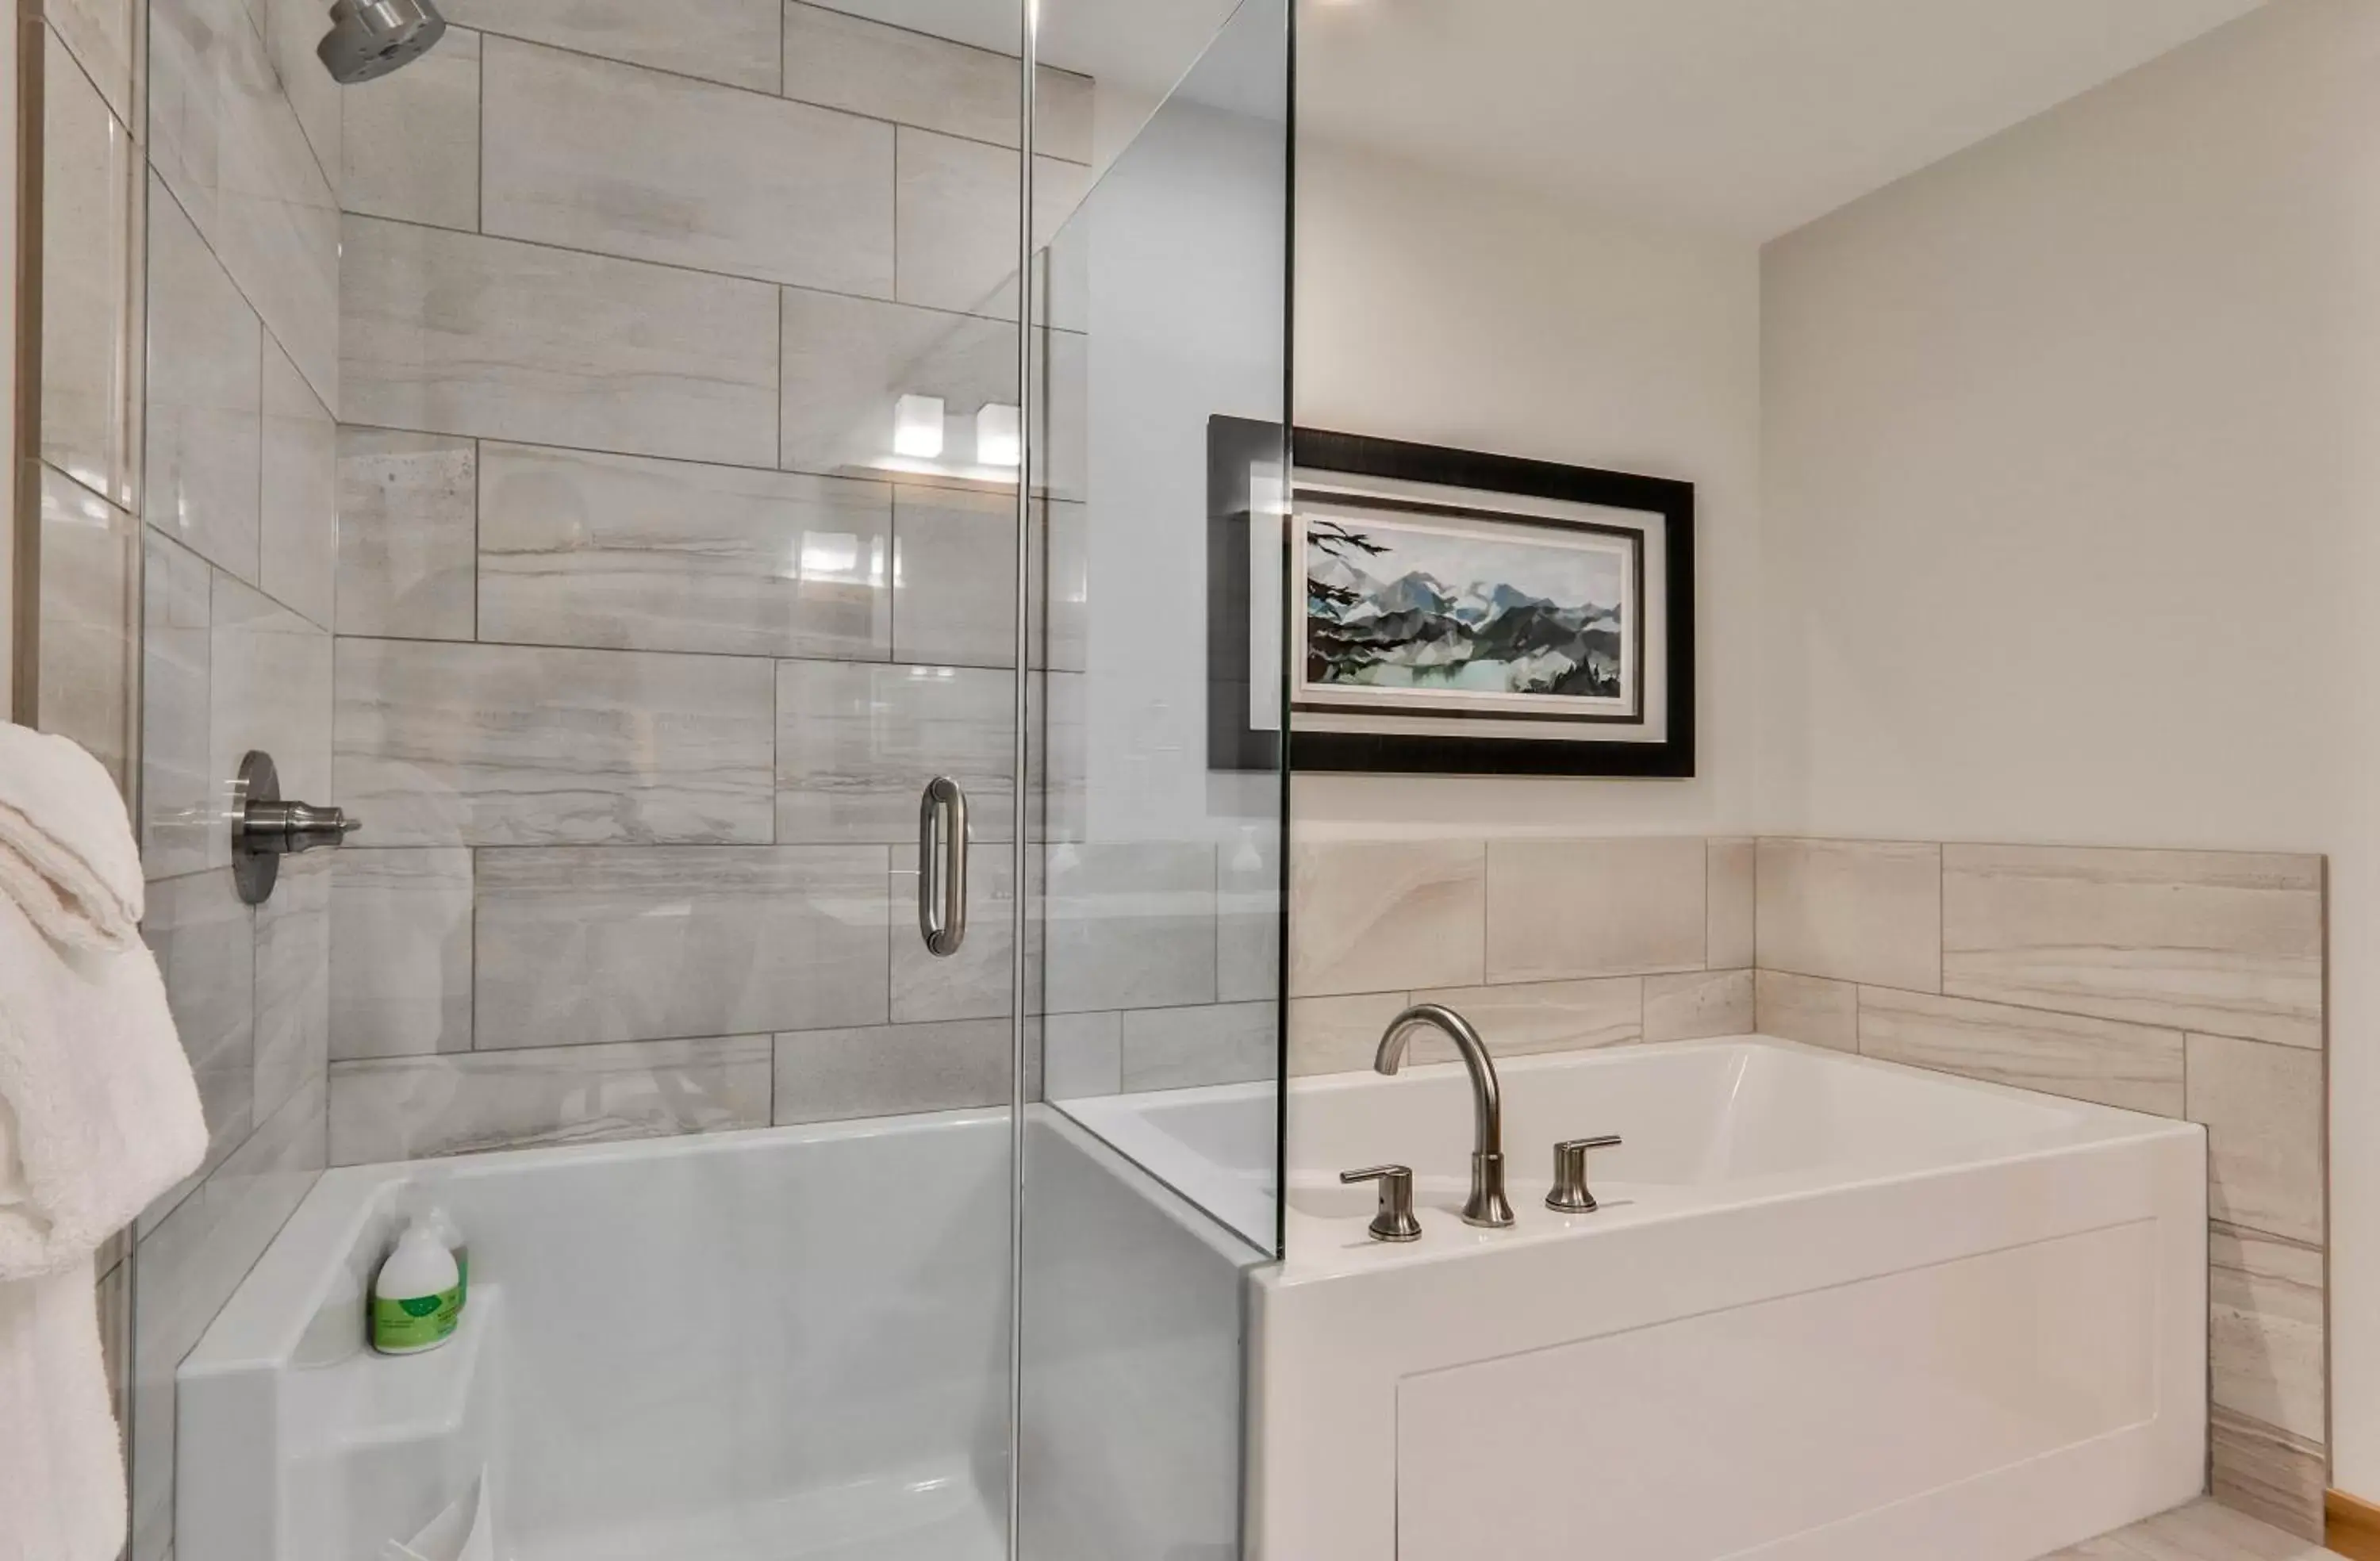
827,0 -> 2267,240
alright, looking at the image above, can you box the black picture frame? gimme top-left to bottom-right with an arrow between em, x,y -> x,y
1207,416 -> 1696,777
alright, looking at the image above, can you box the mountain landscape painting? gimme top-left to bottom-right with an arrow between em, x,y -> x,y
1301,509 -> 1635,713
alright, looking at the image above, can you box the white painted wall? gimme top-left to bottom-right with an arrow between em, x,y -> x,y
1760,0 -> 2380,1493
1291,138 -> 1764,840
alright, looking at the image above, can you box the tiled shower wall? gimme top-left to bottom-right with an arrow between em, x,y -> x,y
1278,830 -> 2329,1540
319,6 -> 1104,1162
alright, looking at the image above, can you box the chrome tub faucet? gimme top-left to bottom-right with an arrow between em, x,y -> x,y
1373,1003 -> 1514,1229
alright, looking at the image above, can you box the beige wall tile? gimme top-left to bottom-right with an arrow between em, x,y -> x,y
343,26 -> 481,231
1042,1011 -> 1121,1099
1645,968 -> 1755,1043
336,430 -> 477,641
329,848 -> 473,1060
343,216 -> 781,466
782,3 -> 1092,160
2209,1224 -> 2326,1447
1856,986 -> 2184,1115
482,38 -> 895,294
893,127 -> 1088,319
442,0 -> 781,90
2189,1033 -> 2324,1247
1706,836 -> 1755,969
1289,838 -> 1484,996
1756,838 -> 1941,991
1484,836 -> 1705,984
259,340 -> 336,629
148,176 -> 263,585
329,1035 -> 770,1162
1941,845 -> 2323,1049
1120,1003 -> 1277,1091
2209,1406 -> 2327,1543
1411,977 -> 1641,1057
1755,969 -> 1856,1052
774,1018 -> 1012,1124
40,32 -> 140,510
1288,992 -> 1408,1076
35,473 -> 138,789
48,0 -> 134,121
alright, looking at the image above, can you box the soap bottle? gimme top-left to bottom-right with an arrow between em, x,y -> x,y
372,1222 -> 463,1356
416,1202 -> 470,1311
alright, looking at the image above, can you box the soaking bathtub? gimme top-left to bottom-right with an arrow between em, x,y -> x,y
1074,1034 -> 2209,1561
173,1105 -> 1255,1561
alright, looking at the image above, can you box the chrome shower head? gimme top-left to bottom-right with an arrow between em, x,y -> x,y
317,0 -> 447,83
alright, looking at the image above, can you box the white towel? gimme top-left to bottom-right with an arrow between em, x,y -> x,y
0,726 -> 144,953
0,727 -> 206,1280
0,1256 -> 125,1561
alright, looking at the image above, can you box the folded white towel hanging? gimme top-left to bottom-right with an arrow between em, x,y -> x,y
0,726 -> 144,953
0,1256 -> 125,1561
0,724 -> 206,1281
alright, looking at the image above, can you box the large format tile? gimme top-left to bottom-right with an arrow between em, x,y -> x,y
440,0 -> 781,90
40,31 -> 140,508
775,659 -> 1015,844
1756,837 -> 1942,992
329,1036 -> 772,1163
1645,968 -> 1755,1043
893,127 -> 1088,319
1045,842 -> 1219,1014
1289,838 -> 1484,997
336,638 -> 777,846
479,442 -> 892,658
1856,986 -> 2185,1115
140,869 -> 258,1220
774,1018 -> 1010,1123
779,286 -> 1014,477
482,39 -> 892,294
211,572 -> 332,824
890,844 -> 1015,1023
781,3 -> 1092,160
892,484 -> 1019,666
2188,1032 -> 2324,1247
335,429 -> 476,640
342,216 -> 781,466
1484,836 -> 1706,984
259,339 -> 336,627
329,848 -> 473,1060
252,853 -> 330,1126
48,0 -> 136,121
1943,845 -> 2324,1049
474,846 -> 889,1047
342,26 -> 480,231
35,470 -> 138,790
147,177 -> 262,585
2210,1406 -> 2328,1543
142,531 -> 216,876
149,0 -> 340,402
1042,1011 -> 1121,1099
255,0 -> 340,187
1754,968 -> 1856,1052
1410,977 -> 1641,1058
1288,991 -> 1409,1076
1120,1003 -> 1277,1091
129,1080 -> 324,1561
2210,1223 -> 2326,1446
1216,825 -> 1281,1004
1706,837 -> 1756,969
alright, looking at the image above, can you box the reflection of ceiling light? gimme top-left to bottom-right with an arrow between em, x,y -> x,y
797,532 -> 859,577
976,403 -> 1020,468
893,394 -> 945,458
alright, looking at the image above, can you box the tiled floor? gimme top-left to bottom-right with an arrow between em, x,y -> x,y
2052,1500 -> 2344,1559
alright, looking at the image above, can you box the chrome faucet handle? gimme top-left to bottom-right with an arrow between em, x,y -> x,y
1340,1164 -> 1423,1243
1546,1134 -> 1622,1213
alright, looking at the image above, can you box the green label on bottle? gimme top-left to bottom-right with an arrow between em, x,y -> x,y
373,1286 -> 461,1352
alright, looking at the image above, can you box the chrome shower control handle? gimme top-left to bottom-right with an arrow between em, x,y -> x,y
231,751 -> 362,906
1546,1134 -> 1622,1214
1341,1164 -> 1423,1243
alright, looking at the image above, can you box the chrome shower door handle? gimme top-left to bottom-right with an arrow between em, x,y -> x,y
917,777 -> 969,957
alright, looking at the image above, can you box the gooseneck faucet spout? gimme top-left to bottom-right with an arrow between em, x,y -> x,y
1374,1003 -> 1514,1229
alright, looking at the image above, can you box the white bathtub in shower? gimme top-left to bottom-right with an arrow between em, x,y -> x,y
174,1105 -> 1255,1561
1076,1035 -> 2209,1561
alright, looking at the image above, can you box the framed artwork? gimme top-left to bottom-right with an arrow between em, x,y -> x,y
1207,418 -> 1695,777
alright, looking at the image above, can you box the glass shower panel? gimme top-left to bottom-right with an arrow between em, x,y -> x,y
1017,1 -> 1291,1555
